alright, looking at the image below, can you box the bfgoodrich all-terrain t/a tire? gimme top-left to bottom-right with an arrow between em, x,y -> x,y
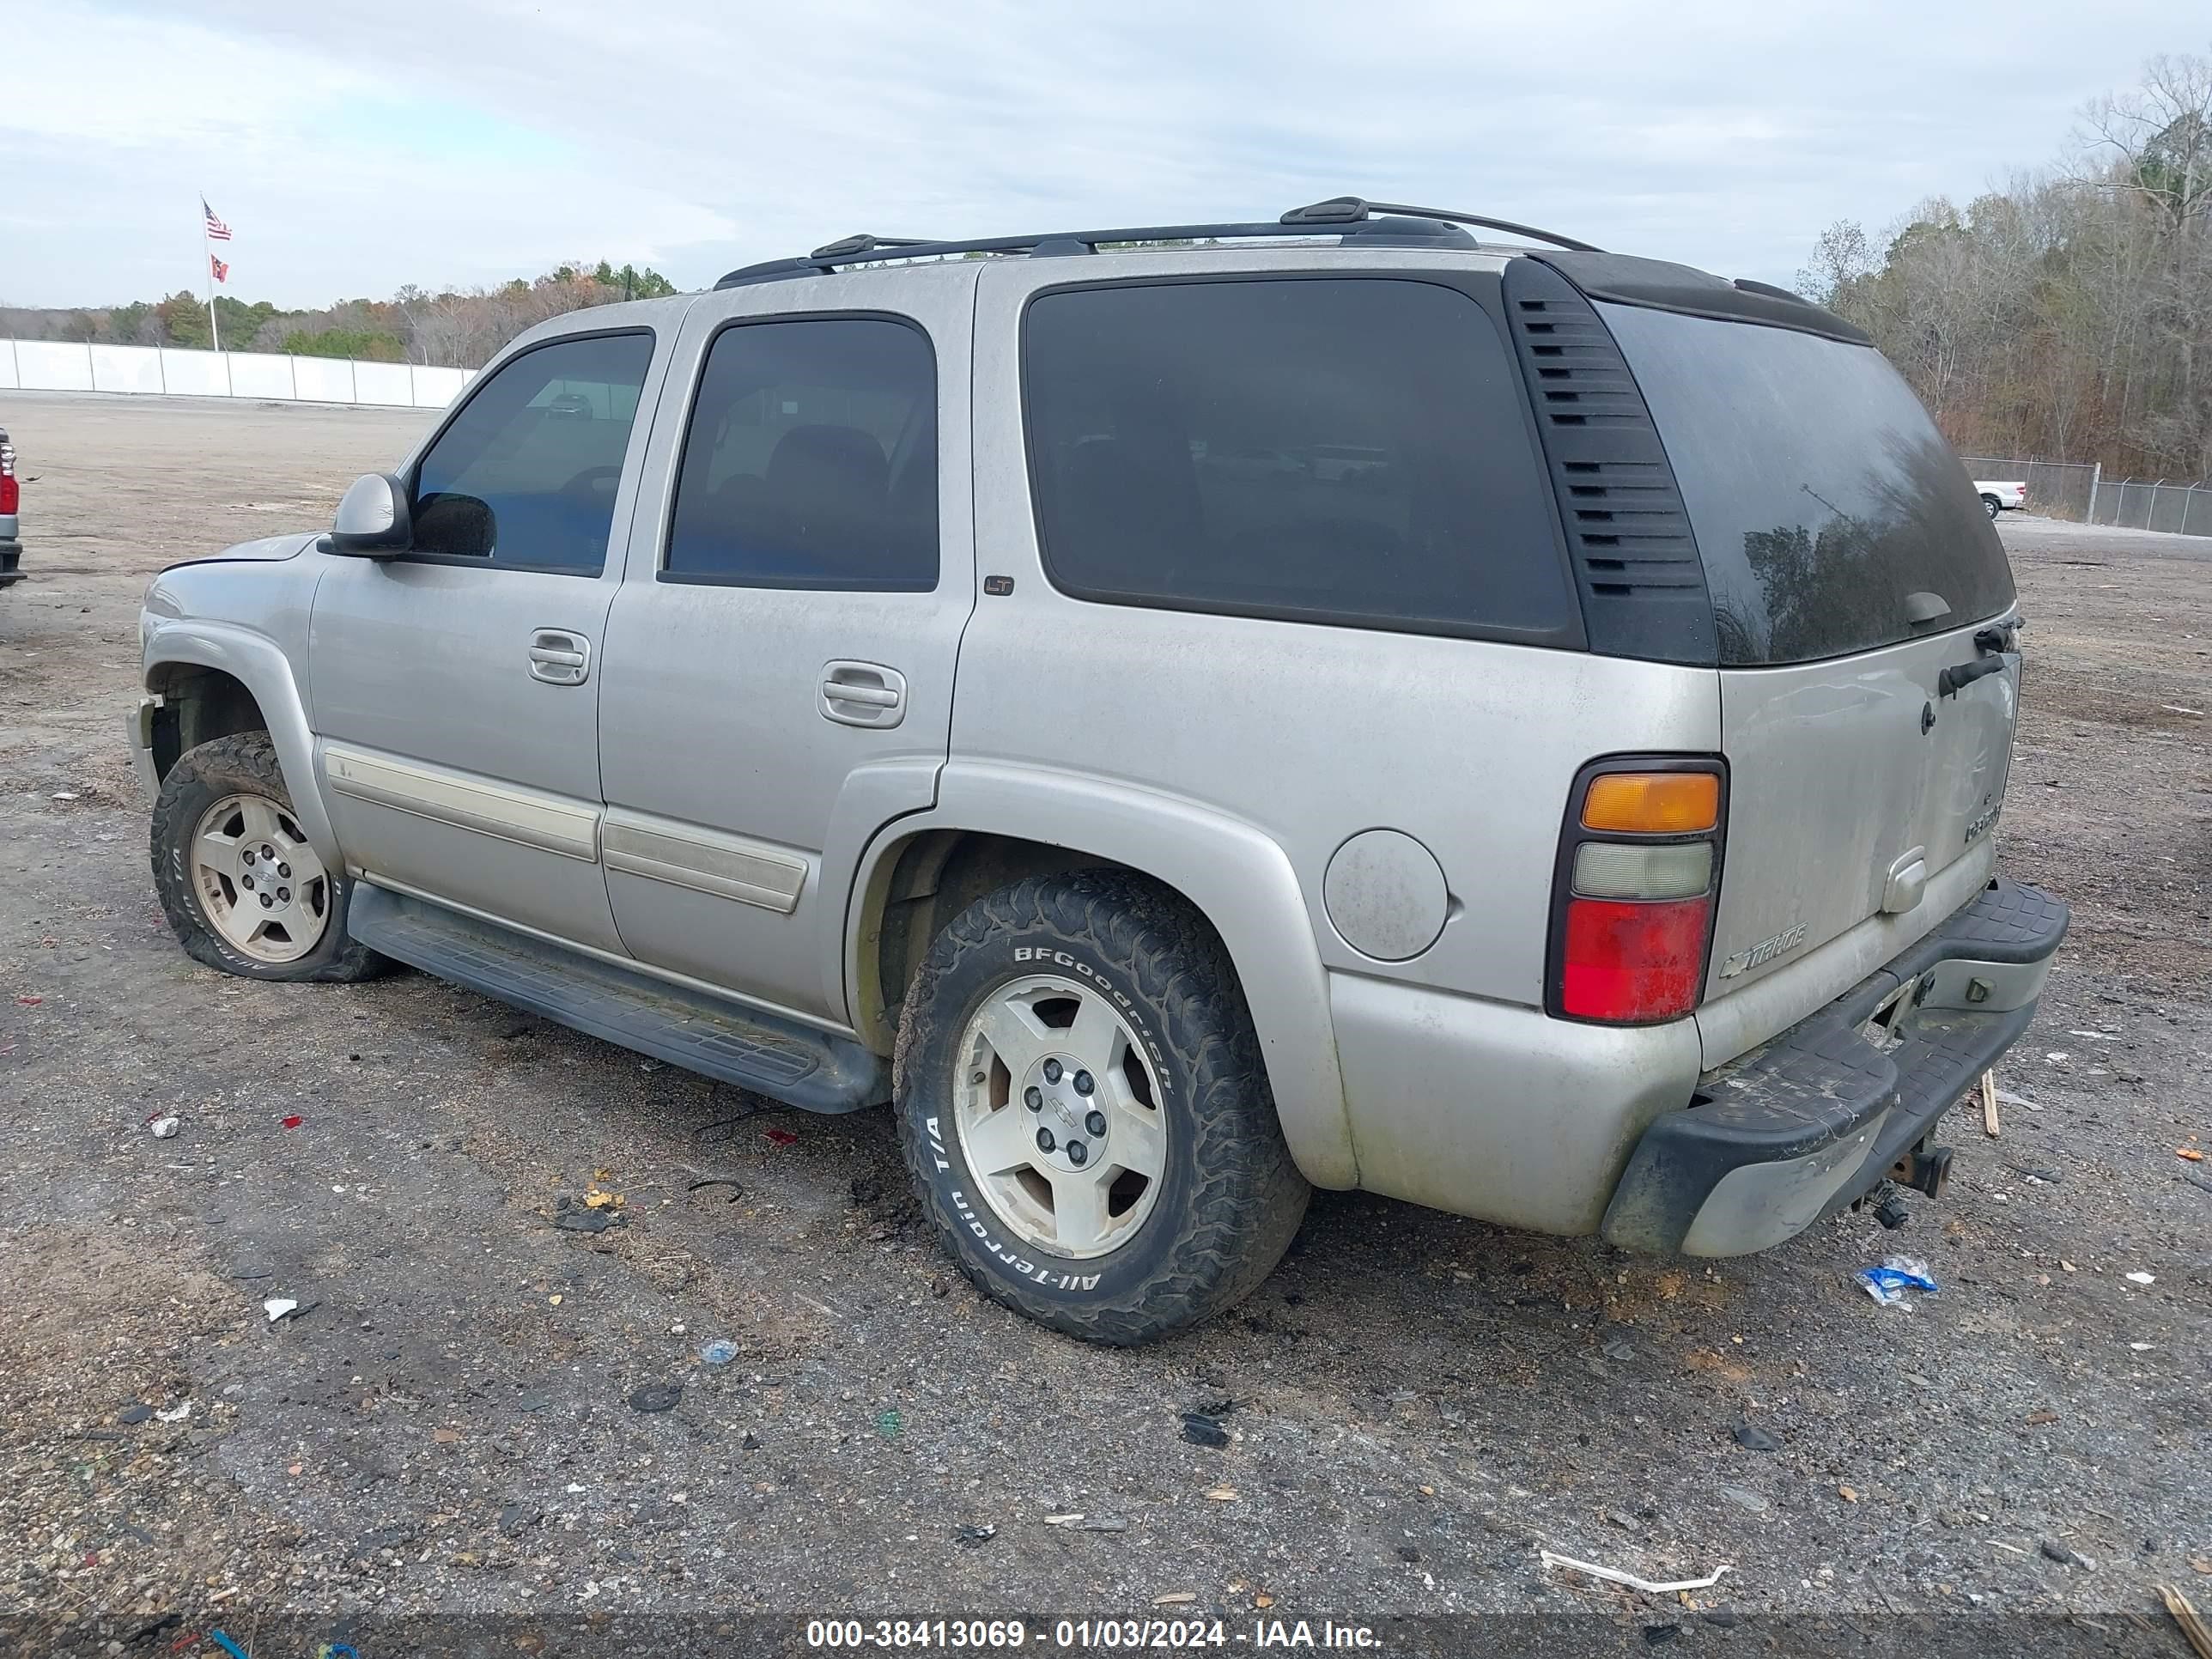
150,732 -> 387,983
895,870 -> 1310,1345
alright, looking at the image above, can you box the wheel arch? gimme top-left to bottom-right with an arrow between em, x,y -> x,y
142,622 -> 338,865
847,762 -> 1358,1189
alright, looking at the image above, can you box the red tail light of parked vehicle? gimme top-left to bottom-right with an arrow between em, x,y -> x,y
0,434 -> 18,517
1550,762 -> 1727,1024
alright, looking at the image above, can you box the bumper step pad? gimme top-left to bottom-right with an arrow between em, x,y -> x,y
1602,877 -> 2067,1255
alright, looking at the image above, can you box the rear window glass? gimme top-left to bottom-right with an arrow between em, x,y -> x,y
665,318 -> 937,591
1022,278 -> 1577,641
1600,304 -> 2014,665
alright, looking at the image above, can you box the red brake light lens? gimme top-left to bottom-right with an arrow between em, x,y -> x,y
1559,896 -> 1711,1022
1550,759 -> 1726,1024
0,476 -> 16,516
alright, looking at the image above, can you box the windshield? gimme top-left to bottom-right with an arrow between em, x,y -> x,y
1600,304 -> 2014,665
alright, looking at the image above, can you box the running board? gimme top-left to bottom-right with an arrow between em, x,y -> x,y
346,883 -> 888,1113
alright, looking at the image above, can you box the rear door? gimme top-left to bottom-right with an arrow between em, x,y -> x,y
1596,303 -> 2020,1004
595,264 -> 977,1028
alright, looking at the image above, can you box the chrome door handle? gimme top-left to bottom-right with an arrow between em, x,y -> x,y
820,661 -> 907,728
529,629 -> 591,686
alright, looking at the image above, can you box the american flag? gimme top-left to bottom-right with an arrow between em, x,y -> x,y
203,198 -> 233,241
210,254 -> 229,284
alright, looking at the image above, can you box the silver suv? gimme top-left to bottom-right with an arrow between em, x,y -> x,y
130,198 -> 2067,1343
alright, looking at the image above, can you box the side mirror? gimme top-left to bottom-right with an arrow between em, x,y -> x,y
330,473 -> 412,556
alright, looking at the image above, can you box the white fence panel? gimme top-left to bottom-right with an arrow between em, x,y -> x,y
292,357 -> 356,403
161,349 -> 228,397
412,365 -> 471,408
2,341 -> 473,409
227,353 -> 296,400
352,362 -> 413,406
89,344 -> 165,395
16,341 -> 95,392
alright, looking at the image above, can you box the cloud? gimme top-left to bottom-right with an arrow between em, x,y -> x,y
0,0 -> 2197,307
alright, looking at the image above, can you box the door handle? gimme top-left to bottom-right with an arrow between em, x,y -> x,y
529,629 -> 592,686
820,661 -> 907,728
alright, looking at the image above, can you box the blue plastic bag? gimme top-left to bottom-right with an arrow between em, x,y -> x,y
1857,1255 -> 1939,1306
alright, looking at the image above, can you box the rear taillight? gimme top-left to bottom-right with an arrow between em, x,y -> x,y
0,436 -> 16,516
1548,759 -> 1726,1024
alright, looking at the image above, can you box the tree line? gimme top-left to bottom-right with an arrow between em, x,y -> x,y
0,262 -> 678,369
1801,46 -> 2212,481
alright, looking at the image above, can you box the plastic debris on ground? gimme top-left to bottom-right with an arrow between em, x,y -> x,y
262,1297 -> 299,1323
955,1524 -> 996,1546
281,1115 -> 303,1130
875,1407 -> 902,1440
1043,1514 -> 1127,1532
699,1339 -> 739,1365
763,1127 -> 800,1147
1180,1411 -> 1231,1448
1540,1550 -> 1731,1594
2125,1271 -> 2156,1285
155,1402 -> 191,1423
628,1382 -> 682,1413
1857,1256 -> 1939,1307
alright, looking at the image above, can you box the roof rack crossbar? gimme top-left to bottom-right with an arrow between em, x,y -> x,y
710,198 -> 1601,289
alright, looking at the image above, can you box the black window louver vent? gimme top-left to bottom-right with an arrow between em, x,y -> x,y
1502,260 -> 1717,665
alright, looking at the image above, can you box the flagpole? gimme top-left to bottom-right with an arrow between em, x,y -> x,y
201,197 -> 221,353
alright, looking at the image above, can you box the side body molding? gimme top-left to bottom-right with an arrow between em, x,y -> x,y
141,617 -> 339,866
846,760 -> 1358,1189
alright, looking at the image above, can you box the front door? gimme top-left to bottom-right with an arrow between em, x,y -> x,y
597,265 -> 978,1027
310,327 -> 666,951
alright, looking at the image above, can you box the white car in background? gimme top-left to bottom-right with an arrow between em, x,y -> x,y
1974,479 -> 2027,519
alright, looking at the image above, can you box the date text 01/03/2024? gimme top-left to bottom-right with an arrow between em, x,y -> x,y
803,1617 -> 1383,1649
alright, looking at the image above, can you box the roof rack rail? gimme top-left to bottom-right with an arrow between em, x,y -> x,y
1279,197 -> 1601,253
710,198 -> 1601,289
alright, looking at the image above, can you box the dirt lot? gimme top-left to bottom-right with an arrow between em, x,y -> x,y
1,392 -> 2208,1654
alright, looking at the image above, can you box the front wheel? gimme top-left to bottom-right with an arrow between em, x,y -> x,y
1981,494 -> 2002,519
895,870 -> 1309,1344
150,732 -> 387,982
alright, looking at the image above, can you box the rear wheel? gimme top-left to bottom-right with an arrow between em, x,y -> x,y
895,870 -> 1309,1344
1981,493 -> 2002,519
151,732 -> 386,982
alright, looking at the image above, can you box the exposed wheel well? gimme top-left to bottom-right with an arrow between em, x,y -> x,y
863,831 -> 1220,1049
145,665 -> 267,783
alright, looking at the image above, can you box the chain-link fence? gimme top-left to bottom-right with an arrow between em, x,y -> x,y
1959,452 -> 2212,536
1957,455 -> 2103,521
2084,477 -> 2212,536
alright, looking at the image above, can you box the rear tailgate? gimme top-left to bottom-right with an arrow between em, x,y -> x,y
1595,302 -> 2020,1033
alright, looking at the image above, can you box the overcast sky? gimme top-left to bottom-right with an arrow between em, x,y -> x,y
0,0 -> 2195,309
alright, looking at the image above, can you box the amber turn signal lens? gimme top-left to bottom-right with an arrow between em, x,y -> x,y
1581,771 -> 1720,835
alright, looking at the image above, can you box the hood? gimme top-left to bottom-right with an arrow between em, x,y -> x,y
161,532 -> 322,571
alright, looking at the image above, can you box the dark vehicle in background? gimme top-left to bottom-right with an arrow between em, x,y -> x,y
0,426 -> 21,586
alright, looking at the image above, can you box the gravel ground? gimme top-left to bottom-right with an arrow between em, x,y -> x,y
1,392 -> 2208,1653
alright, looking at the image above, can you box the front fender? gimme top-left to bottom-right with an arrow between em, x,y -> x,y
847,760 -> 1358,1190
140,618 -> 339,867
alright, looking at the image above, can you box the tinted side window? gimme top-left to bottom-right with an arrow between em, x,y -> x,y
665,319 -> 938,591
1022,279 -> 1575,640
1600,304 -> 2016,665
410,331 -> 653,573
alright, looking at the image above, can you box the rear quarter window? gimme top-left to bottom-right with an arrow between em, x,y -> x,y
1600,305 -> 2014,665
1021,277 -> 1579,643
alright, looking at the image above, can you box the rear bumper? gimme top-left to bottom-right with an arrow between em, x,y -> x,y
1601,875 -> 2068,1256
0,538 -> 21,586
